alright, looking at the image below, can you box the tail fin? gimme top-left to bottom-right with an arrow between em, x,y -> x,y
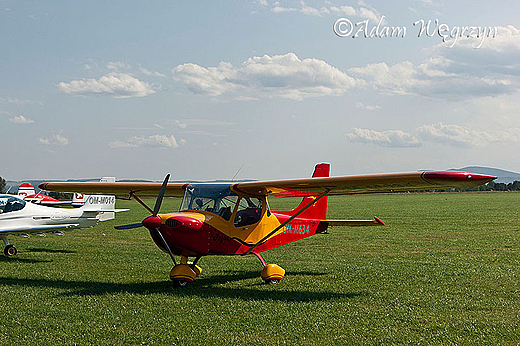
288,163 -> 330,220
80,195 -> 118,221
72,177 -> 116,208
18,183 -> 36,198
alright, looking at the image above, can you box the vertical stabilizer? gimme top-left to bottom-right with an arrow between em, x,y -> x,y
287,163 -> 330,220
18,183 -> 36,198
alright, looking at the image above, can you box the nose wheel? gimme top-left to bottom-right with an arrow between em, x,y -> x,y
170,255 -> 202,287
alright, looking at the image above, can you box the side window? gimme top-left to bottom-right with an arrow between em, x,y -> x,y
216,195 -> 238,221
234,197 -> 263,227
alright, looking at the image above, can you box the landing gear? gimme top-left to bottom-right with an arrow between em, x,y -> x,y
2,237 -> 17,256
170,255 -> 202,287
252,252 -> 285,284
4,244 -> 17,256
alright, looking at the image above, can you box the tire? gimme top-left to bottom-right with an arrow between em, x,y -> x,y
264,279 -> 280,285
173,280 -> 189,288
4,245 -> 17,256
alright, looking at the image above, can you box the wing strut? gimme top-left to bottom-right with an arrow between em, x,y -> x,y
244,189 -> 330,255
130,192 -> 153,214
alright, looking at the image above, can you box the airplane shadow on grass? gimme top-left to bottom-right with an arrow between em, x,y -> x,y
0,257 -> 52,264
27,247 -> 77,254
0,271 -> 366,302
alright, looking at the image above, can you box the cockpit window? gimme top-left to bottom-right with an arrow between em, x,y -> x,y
180,184 -> 239,221
0,195 -> 26,214
234,197 -> 263,227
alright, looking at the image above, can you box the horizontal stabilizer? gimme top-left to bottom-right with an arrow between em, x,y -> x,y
324,217 -> 384,227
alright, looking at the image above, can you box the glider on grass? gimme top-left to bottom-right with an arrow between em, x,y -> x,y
40,163 -> 495,286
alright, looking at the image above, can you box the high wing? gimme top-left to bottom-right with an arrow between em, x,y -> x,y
39,171 -> 496,198
39,181 -> 187,199
232,171 -> 496,197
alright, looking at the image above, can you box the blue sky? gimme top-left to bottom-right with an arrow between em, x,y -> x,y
1,1 -> 519,181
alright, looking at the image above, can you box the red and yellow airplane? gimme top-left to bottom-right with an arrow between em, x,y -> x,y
40,163 -> 495,286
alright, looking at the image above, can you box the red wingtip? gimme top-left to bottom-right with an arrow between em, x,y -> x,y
423,171 -> 496,182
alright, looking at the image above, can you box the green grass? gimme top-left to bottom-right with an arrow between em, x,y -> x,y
1,192 -> 519,345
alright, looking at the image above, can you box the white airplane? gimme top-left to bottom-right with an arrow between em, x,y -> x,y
0,193 -> 127,256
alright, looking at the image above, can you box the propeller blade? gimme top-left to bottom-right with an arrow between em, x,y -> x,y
154,227 -> 177,266
114,223 -> 143,230
153,173 -> 170,216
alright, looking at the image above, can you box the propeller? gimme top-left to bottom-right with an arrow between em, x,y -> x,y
153,173 -> 170,216
115,174 -> 177,265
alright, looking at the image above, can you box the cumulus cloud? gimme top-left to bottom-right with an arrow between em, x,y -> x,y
415,122 -> 496,147
58,73 -> 157,98
107,61 -> 131,70
346,128 -> 421,148
139,66 -> 166,77
346,25 -> 520,98
173,53 -> 363,100
39,134 -> 69,146
355,102 -> 380,111
109,135 -> 185,149
346,123 -> 514,148
270,1 -> 380,20
9,115 -> 34,124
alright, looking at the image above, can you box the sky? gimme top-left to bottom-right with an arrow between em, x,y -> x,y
1,1 -> 519,181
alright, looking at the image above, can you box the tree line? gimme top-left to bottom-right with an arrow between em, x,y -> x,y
462,180 -> 520,192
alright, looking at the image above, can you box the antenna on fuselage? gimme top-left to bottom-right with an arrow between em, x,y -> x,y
232,163 -> 245,182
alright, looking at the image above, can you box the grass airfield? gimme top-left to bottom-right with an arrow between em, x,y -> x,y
1,192 -> 519,345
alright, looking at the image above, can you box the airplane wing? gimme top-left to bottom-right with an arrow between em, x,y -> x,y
232,171 -> 496,197
39,182 -> 187,199
40,171 -> 495,198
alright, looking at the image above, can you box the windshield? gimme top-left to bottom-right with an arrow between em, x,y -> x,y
0,195 -> 26,214
180,184 -> 239,220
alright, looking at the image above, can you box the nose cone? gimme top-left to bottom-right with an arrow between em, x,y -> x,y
165,215 -> 203,232
142,215 -> 162,229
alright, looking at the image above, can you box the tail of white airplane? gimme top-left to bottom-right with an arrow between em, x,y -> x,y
72,177 -> 116,208
18,183 -> 35,198
72,193 -> 86,207
80,194 -> 128,221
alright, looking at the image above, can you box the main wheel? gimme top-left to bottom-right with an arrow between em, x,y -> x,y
173,280 -> 189,288
264,279 -> 280,285
4,245 -> 17,256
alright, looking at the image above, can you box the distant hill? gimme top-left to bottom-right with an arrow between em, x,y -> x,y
450,167 -> 520,184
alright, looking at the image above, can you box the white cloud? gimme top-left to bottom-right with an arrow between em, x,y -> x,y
39,134 -> 69,146
355,102 -> 380,111
107,61 -> 131,70
347,123 -> 515,148
271,1 -> 380,20
9,115 -> 34,124
58,73 -> 157,98
139,67 -> 166,77
109,135 -> 185,149
346,25 -> 520,98
416,122 -> 495,147
173,53 -> 363,100
0,97 -> 42,105
346,128 -> 421,148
